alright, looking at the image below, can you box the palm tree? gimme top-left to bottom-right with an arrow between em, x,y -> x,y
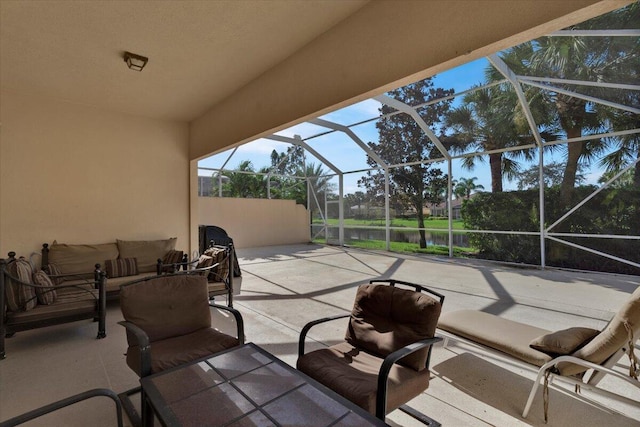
225,160 -> 265,198
497,4 -> 639,203
443,84 -> 535,192
455,177 -> 485,199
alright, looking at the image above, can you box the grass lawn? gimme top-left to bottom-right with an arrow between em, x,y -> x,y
317,217 -> 466,230
313,238 -> 477,257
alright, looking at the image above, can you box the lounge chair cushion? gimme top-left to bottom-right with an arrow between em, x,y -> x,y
345,284 -> 441,371
558,286 -> 640,376
529,327 -> 599,356
296,341 -> 431,415
438,310 -> 553,367
126,327 -> 240,376
120,275 -> 211,342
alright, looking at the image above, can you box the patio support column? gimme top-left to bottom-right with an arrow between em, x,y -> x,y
339,173 -> 344,246
448,158 -> 453,258
538,145 -> 546,269
385,168 -> 390,251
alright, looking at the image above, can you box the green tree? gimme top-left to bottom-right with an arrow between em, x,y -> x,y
443,85 -> 537,192
360,78 -> 454,248
224,160 -> 265,198
498,4 -> 639,203
455,177 -> 485,199
517,161 -> 585,190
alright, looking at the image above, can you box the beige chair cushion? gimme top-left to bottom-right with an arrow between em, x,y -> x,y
438,310 -> 553,367
120,275 -> 210,343
558,286 -> 640,376
529,327 -> 599,355
297,341 -> 431,415
117,238 -> 177,273
48,242 -> 118,275
345,284 -> 441,371
126,328 -> 239,376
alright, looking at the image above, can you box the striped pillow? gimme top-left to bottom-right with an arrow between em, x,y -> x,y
196,255 -> 214,277
105,258 -> 138,278
5,258 -> 37,312
46,263 -> 64,284
162,250 -> 184,273
204,247 -> 230,282
33,270 -> 57,305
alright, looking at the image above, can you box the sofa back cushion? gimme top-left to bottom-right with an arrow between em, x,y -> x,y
117,238 -> 177,273
345,284 -> 441,371
558,285 -> 640,376
120,274 -> 210,343
5,258 -> 38,312
48,242 -> 118,276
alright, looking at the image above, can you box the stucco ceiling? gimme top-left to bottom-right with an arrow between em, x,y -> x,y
0,0 -> 368,122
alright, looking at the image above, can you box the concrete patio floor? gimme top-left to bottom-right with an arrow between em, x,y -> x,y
1,243 -> 638,426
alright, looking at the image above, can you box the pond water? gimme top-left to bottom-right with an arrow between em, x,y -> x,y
311,225 -> 470,247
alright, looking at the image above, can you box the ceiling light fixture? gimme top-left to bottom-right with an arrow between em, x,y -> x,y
123,51 -> 148,71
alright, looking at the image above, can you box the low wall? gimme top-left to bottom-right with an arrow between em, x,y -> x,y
198,197 -> 310,249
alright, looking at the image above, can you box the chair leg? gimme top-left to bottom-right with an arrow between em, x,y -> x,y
141,388 -> 154,427
399,405 -> 441,426
118,386 -> 142,427
523,366 -> 546,418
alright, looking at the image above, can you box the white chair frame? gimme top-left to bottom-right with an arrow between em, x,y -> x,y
437,330 -> 639,419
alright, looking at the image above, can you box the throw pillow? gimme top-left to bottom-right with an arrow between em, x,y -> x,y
46,263 -> 64,285
5,258 -> 38,311
105,258 -> 139,278
33,270 -> 57,305
530,327 -> 600,355
161,250 -> 184,273
196,254 -> 214,277
203,246 -> 229,282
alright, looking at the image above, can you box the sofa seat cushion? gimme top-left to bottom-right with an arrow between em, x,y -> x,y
126,328 -> 240,376
297,341 -> 431,415
438,310 -> 553,367
48,242 -> 119,276
6,287 -> 98,325
103,273 -> 152,293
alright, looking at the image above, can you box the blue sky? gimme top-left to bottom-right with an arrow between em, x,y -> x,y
198,56 -> 614,195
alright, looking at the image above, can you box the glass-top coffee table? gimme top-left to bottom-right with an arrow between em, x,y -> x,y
140,342 -> 389,426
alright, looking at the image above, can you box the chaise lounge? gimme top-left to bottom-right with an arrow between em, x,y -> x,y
437,285 -> 640,421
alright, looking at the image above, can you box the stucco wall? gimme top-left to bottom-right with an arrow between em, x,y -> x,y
198,197 -> 309,249
0,91 -> 191,257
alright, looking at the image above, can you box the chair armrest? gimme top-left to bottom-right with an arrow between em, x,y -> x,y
0,388 -> 123,427
298,314 -> 350,358
118,321 -> 152,377
209,303 -> 245,345
376,336 -> 443,419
